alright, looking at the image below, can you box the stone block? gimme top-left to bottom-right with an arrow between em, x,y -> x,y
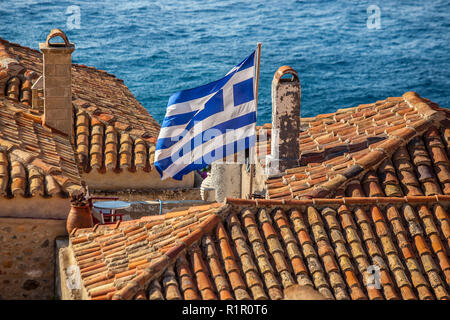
44,76 -> 71,88
45,86 -> 70,98
0,217 -> 66,299
43,64 -> 56,76
55,64 -> 71,77
44,96 -> 70,106
56,120 -> 73,136
42,52 -> 72,64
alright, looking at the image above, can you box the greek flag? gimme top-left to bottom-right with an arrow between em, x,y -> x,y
155,51 -> 257,180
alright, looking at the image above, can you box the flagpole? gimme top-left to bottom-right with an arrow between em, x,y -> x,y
249,42 -> 261,199
255,42 -> 262,117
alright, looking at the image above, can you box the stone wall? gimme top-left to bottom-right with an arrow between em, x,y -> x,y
89,187 -> 202,202
82,170 -> 194,191
241,160 -> 269,198
57,239 -> 86,300
88,187 -> 208,220
0,197 -> 71,220
0,217 -> 67,300
124,200 -> 214,220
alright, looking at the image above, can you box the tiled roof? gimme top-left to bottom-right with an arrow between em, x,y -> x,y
68,197 -> 450,300
0,37 -> 161,174
0,98 -> 82,197
74,111 -> 157,173
69,203 -> 224,300
261,92 -> 449,199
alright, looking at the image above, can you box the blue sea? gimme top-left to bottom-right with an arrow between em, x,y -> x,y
1,0 -> 449,124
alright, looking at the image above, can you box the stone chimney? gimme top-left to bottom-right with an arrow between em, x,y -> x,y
39,29 -> 75,139
270,66 -> 301,173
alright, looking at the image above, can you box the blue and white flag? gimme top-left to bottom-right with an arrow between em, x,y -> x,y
155,51 -> 257,180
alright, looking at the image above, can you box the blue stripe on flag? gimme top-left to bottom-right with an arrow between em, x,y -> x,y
161,89 -> 224,129
156,135 -> 255,181
156,90 -> 225,150
167,51 -> 255,106
160,110 -> 198,127
154,111 -> 256,172
233,78 -> 254,106
190,89 -> 224,124
236,51 -> 255,71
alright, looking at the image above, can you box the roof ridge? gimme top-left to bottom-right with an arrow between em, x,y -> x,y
402,91 -> 447,123
0,37 -> 41,55
0,39 -> 16,60
305,125 -> 424,198
0,97 -> 75,141
258,93 -> 447,128
73,197 -> 450,300
226,195 -> 450,207
72,62 -> 121,81
67,203 -> 229,300
0,36 -> 122,81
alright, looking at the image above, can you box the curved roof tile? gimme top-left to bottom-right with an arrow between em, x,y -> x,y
0,37 -> 161,176
261,92 -> 449,199
68,197 -> 450,300
0,98 -> 82,198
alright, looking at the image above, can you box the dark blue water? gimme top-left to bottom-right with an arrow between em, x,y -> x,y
1,1 -> 449,124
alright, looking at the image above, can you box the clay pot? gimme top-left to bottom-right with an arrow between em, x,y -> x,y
66,204 -> 93,234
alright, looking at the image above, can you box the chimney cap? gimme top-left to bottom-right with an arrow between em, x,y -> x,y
46,29 -> 71,47
39,29 -> 74,52
273,65 -> 299,84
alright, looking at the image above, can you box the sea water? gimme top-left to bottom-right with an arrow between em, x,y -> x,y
1,0 -> 449,125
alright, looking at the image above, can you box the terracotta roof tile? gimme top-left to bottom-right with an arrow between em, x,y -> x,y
262,92 -> 448,200
66,196 -> 450,300
0,99 -> 82,199
0,37 -> 160,176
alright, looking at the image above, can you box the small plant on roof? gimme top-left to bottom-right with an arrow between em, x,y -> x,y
198,165 -> 211,179
70,193 -> 87,207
